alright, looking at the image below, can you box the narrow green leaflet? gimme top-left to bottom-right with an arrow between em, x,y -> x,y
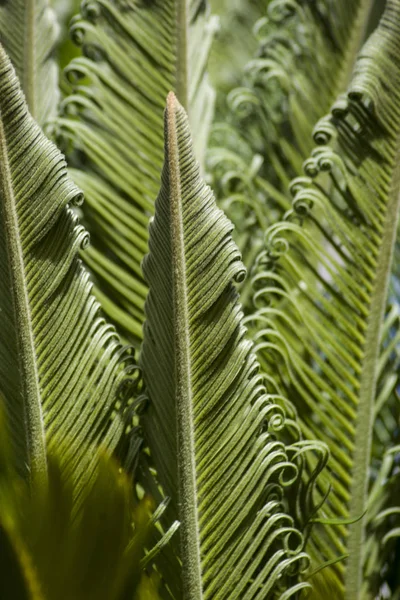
55,0 -> 217,346
208,0 -> 375,301
140,93 -> 326,599
0,45 -> 136,495
0,0 -> 59,125
247,2 -> 400,597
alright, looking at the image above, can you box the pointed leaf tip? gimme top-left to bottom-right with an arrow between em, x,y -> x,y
167,91 -> 177,106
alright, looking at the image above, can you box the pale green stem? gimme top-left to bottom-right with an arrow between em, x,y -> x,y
167,93 -> 203,600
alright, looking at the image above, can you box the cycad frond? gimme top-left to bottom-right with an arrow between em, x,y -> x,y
0,45 -> 137,496
246,2 -> 400,597
139,92 -> 327,599
55,0 -> 217,345
208,0 -> 375,296
0,0 -> 59,124
226,0 -> 373,187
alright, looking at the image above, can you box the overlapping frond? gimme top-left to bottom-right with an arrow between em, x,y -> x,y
222,0 -> 374,187
54,0 -> 217,346
0,0 -> 59,124
140,93 -> 327,599
246,2 -> 400,597
0,45 -> 137,495
208,0 -> 375,298
0,410 -> 160,600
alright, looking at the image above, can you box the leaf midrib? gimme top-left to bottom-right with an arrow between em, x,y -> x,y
167,92 -> 203,600
0,111 -> 47,482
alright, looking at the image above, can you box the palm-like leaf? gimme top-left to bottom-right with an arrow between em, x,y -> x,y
222,0 -> 374,189
55,0 -> 217,345
139,92 -> 327,599
208,0 -> 376,299
246,2 -> 400,597
0,45 -> 136,495
0,0 -> 59,124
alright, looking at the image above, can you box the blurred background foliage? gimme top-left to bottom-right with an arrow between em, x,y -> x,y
208,0 -> 267,114
51,0 -> 81,74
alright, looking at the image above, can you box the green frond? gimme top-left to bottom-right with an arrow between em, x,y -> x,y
0,0 -> 59,124
140,92 -> 327,599
228,0 -> 374,182
0,45 -> 138,496
246,2 -> 400,597
0,413 -> 158,600
54,0 -> 217,346
207,0 -> 376,296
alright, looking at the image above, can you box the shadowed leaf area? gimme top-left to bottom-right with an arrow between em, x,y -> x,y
0,409 -> 159,600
